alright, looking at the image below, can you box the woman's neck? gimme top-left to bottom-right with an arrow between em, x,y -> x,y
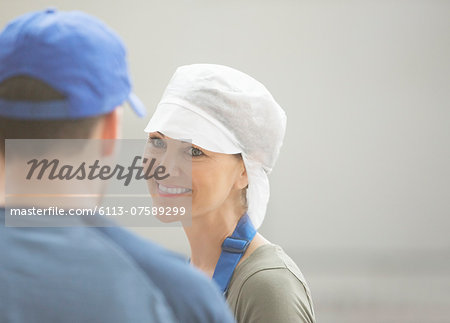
184,208 -> 242,277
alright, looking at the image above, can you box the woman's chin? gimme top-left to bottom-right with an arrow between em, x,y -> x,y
151,201 -> 192,224
154,214 -> 182,223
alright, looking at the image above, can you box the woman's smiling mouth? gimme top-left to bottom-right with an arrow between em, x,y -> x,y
157,182 -> 192,196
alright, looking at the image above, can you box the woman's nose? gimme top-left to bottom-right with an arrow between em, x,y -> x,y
157,149 -> 183,177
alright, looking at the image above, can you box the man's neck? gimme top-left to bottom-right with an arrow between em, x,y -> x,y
0,156 -> 106,210
0,158 -> 5,207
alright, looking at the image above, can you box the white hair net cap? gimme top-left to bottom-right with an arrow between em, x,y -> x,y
145,64 -> 286,229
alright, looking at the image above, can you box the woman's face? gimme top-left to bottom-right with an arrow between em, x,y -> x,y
147,132 -> 247,220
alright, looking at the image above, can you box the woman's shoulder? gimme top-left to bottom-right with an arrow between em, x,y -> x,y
227,244 -> 315,323
231,243 -> 309,287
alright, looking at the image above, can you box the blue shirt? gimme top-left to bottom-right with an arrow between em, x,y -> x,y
0,209 -> 234,323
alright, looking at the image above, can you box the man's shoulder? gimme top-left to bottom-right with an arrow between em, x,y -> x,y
0,209 -> 234,323
0,209 -> 178,322
94,226 -> 234,323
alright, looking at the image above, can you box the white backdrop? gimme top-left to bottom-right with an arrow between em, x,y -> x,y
1,1 -> 449,322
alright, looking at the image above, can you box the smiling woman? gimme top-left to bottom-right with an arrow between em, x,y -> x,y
144,64 -> 316,323
148,132 -> 247,220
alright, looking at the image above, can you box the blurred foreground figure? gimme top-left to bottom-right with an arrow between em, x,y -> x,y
0,9 -> 234,323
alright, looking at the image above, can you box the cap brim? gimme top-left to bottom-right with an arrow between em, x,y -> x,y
144,103 -> 242,154
127,92 -> 146,117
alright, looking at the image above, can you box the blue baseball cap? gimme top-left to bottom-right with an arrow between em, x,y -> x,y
0,8 -> 146,119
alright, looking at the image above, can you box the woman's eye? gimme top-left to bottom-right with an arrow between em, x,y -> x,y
149,138 -> 166,149
189,147 -> 204,157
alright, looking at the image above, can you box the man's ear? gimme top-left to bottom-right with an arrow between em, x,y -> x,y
101,106 -> 123,140
100,106 -> 123,156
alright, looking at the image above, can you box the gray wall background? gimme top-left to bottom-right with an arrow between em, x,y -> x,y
1,1 -> 449,322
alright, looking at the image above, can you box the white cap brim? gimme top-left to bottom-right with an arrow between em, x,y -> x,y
145,103 -> 242,154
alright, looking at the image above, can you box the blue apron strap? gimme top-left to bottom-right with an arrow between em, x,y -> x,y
212,213 -> 257,294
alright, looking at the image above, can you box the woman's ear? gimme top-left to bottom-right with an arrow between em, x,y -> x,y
234,159 -> 248,190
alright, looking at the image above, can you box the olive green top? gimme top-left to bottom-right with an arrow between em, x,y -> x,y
225,244 -> 315,323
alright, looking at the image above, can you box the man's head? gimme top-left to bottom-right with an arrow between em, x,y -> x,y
0,9 -> 146,207
0,76 -> 120,156
0,9 -> 146,156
